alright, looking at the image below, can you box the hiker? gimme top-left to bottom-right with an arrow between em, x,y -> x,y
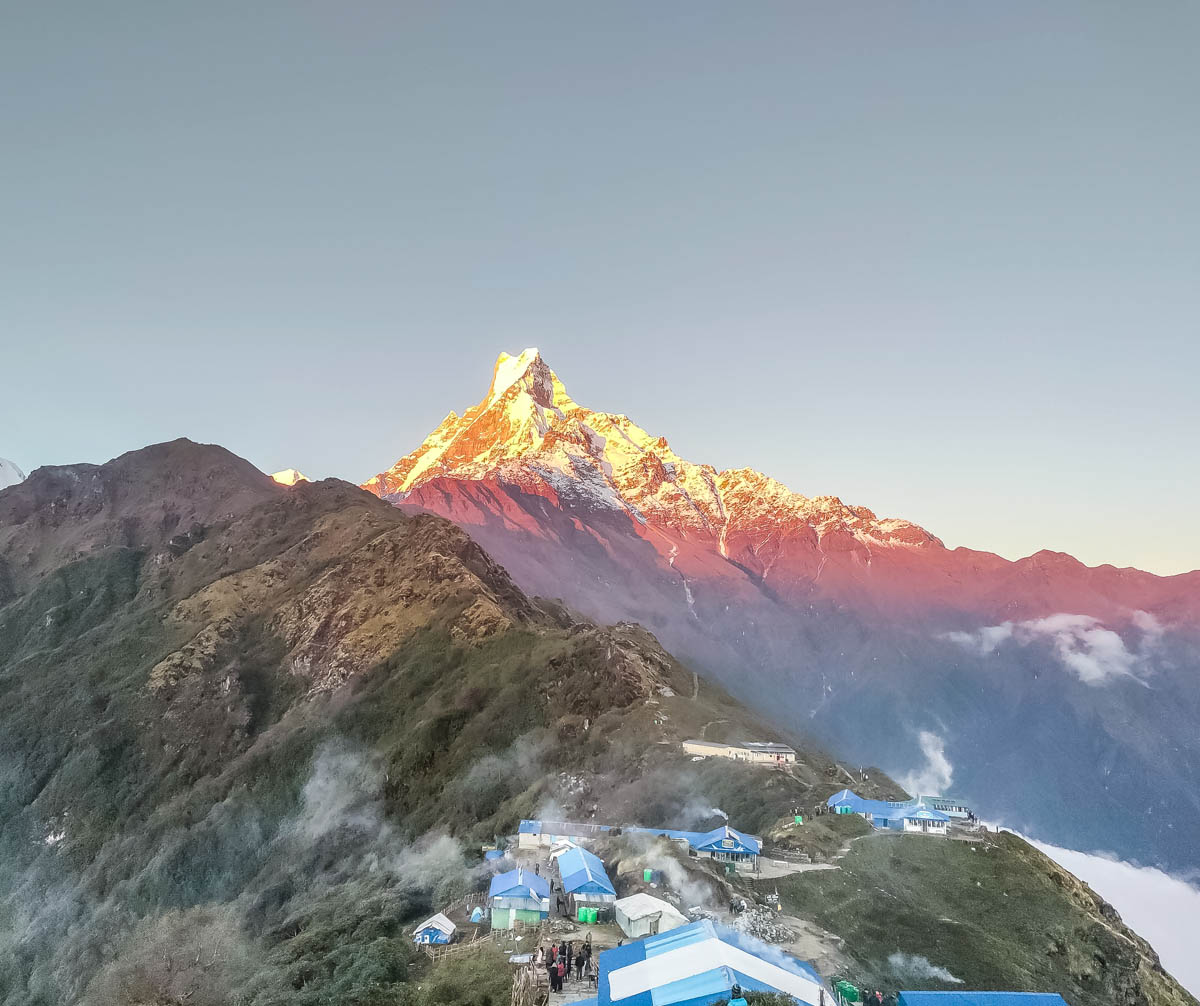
728,983 -> 749,1006
546,958 -> 556,992
556,957 -> 566,990
535,945 -> 544,966
575,949 -> 584,980
875,990 -> 884,1004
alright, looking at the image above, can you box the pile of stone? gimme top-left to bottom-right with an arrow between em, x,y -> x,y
732,905 -> 795,944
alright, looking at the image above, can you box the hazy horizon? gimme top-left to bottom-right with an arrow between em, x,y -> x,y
3,4 -> 1197,575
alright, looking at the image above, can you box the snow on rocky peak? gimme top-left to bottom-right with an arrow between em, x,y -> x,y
0,458 -> 26,491
270,469 -> 309,486
363,350 -> 938,549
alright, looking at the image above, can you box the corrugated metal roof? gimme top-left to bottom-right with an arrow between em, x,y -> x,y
517,820 -> 763,856
557,846 -> 616,896
897,994 -> 1070,1006
488,867 -> 549,900
691,825 -> 762,855
594,919 -> 825,1006
826,790 -> 951,823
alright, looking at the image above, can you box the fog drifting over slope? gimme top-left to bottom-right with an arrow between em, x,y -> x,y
1026,837 -> 1200,998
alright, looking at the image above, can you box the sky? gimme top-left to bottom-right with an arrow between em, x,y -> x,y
2,3 -> 1197,574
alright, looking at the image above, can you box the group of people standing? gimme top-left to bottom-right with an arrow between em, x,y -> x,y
537,939 -> 594,993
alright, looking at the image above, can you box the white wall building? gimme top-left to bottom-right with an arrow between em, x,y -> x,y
682,739 -> 796,764
614,893 -> 689,939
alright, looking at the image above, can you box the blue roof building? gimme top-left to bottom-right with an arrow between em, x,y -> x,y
689,824 -> 761,858
518,820 -> 763,869
557,846 -> 617,904
488,868 -> 550,930
827,791 -> 951,836
568,919 -> 827,1006
897,994 -> 1071,1006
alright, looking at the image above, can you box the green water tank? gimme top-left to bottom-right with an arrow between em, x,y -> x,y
577,906 -> 587,922
835,979 -> 859,1002
643,868 -> 653,882
588,907 -> 598,924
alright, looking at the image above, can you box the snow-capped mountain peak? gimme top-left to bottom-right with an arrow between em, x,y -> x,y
270,469 -> 309,486
363,350 -> 935,553
0,457 -> 26,491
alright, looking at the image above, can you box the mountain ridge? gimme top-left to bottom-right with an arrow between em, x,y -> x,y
364,349 -> 1200,624
0,437 -> 1194,1005
362,350 -> 1200,876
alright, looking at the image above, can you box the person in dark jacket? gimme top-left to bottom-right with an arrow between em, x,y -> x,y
575,950 -> 585,980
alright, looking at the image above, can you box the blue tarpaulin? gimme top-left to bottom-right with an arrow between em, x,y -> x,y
591,919 -> 825,1006
897,994 -> 1071,1006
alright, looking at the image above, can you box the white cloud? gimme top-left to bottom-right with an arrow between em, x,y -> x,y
940,611 -> 1163,686
1021,836 -> 1200,999
901,730 -> 953,795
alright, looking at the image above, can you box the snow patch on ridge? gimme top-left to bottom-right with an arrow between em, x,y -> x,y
488,348 -> 542,404
0,457 -> 26,491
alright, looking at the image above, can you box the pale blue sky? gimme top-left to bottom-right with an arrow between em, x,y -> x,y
2,3 -> 1196,574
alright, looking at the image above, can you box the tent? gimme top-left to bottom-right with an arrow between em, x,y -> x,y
614,893 -> 688,939
470,906 -> 485,923
897,995 -> 1071,1006
593,919 -> 827,1006
412,912 -> 456,945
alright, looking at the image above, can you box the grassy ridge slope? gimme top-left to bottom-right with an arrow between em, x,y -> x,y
0,441 -> 1193,1006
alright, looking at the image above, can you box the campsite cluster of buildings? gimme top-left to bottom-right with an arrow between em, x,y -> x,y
826,789 -> 974,837
414,837 -> 688,944
412,793 -> 1077,1006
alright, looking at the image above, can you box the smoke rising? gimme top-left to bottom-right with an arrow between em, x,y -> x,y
886,952 -> 963,984
0,737 -> 483,1005
900,731 -> 953,796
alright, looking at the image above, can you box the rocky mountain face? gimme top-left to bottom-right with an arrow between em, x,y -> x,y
365,350 -> 1200,876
